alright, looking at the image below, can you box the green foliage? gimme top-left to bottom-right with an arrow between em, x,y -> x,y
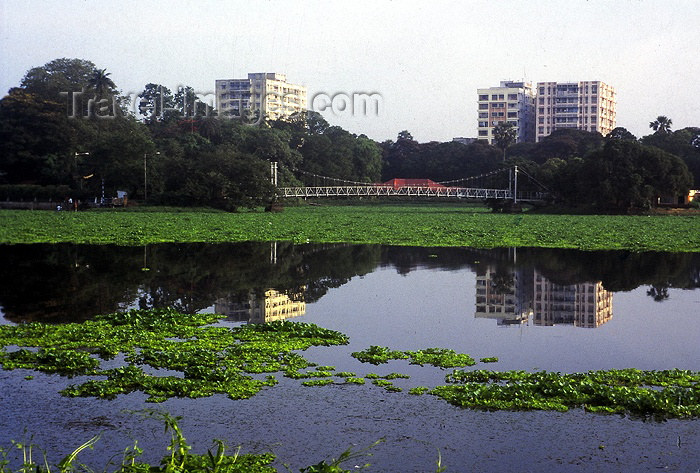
301,379 -> 334,387
0,309 -> 348,402
408,386 -> 430,395
2,206 -> 698,252
350,345 -> 407,365
381,132 -> 501,181
434,368 -> 700,419
371,380 -> 402,393
351,346 -> 475,368
573,140 -> 693,210
479,357 -> 498,363
405,348 -> 476,368
343,377 -> 365,385
297,439 -> 384,473
0,410 -> 278,472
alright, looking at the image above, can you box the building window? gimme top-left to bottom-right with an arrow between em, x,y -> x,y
539,87 -> 545,94
491,94 -> 498,100
478,121 -> 488,127
479,112 -> 488,118
479,94 -> 488,101
479,104 -> 488,110
508,94 -> 517,100
507,112 -> 517,118
538,117 -> 544,123
478,130 -> 488,136
538,107 -> 544,114
538,127 -> 544,134
498,94 -> 504,99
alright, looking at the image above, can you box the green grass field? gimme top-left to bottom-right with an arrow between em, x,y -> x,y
1,205 -> 698,252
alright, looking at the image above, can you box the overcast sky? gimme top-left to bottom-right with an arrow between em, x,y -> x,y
1,0 -> 699,143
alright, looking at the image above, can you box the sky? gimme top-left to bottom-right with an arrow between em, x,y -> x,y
1,0 -> 699,143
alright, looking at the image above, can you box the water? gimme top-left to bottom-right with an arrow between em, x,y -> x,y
0,242 -> 698,471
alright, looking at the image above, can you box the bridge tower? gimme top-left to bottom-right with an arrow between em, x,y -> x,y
270,161 -> 278,187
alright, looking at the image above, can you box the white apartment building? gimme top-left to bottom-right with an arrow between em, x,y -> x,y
535,81 -> 616,142
215,73 -> 307,121
477,81 -> 536,144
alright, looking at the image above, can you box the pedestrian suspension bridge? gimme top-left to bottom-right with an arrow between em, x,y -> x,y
272,163 -> 551,203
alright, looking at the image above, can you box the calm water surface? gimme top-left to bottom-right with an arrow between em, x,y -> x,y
0,243 -> 698,472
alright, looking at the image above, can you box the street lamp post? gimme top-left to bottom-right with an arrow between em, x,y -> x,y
144,151 -> 160,203
74,152 -> 90,191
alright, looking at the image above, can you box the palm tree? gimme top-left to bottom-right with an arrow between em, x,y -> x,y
493,122 -> 517,161
649,115 -> 673,135
88,68 -> 116,98
88,68 -> 118,122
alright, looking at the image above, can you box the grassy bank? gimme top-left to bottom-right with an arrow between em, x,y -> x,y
0,205 -> 699,252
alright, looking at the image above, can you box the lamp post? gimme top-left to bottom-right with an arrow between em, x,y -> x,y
144,151 -> 160,202
74,152 -> 90,191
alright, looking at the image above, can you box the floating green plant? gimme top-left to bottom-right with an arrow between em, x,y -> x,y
372,379 -> 402,393
383,372 -> 410,380
301,379 -> 335,387
351,346 -> 475,368
432,368 -> 700,419
344,377 -> 366,385
479,357 -> 499,363
0,309 -> 349,402
1,207 -> 699,252
409,386 -> 430,396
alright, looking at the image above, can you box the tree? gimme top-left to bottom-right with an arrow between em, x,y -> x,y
649,115 -> 673,135
492,122 -> 517,161
138,83 -> 176,122
381,130 -> 420,180
20,58 -> 98,101
529,129 -> 604,164
606,127 -> 637,141
579,140 -> 692,210
641,127 -> 700,187
0,89 -> 74,185
88,68 -> 116,98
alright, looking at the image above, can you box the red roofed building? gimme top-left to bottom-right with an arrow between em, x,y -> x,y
381,179 -> 445,190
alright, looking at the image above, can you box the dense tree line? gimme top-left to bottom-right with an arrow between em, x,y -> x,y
1,58 -> 697,211
379,126 -> 697,211
0,58 -> 382,210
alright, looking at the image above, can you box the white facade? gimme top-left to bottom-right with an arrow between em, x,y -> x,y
535,81 -> 616,142
477,81 -> 536,144
215,73 -> 307,121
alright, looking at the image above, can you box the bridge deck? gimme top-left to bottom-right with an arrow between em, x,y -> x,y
278,185 -> 548,201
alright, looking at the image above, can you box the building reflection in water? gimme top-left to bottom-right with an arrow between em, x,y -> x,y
475,267 -> 533,326
475,267 -> 613,328
215,288 -> 306,324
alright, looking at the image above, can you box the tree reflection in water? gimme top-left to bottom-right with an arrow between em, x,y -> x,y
0,243 -> 698,324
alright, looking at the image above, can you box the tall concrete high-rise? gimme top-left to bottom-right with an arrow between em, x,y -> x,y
535,81 -> 616,142
215,73 -> 307,121
477,81 -> 536,144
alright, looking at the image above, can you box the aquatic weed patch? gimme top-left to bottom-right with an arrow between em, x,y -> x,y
351,346 -> 476,368
1,208 -> 698,252
0,309 -> 348,402
432,368 -> 700,419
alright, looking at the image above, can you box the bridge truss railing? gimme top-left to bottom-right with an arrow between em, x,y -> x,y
278,185 -> 550,200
